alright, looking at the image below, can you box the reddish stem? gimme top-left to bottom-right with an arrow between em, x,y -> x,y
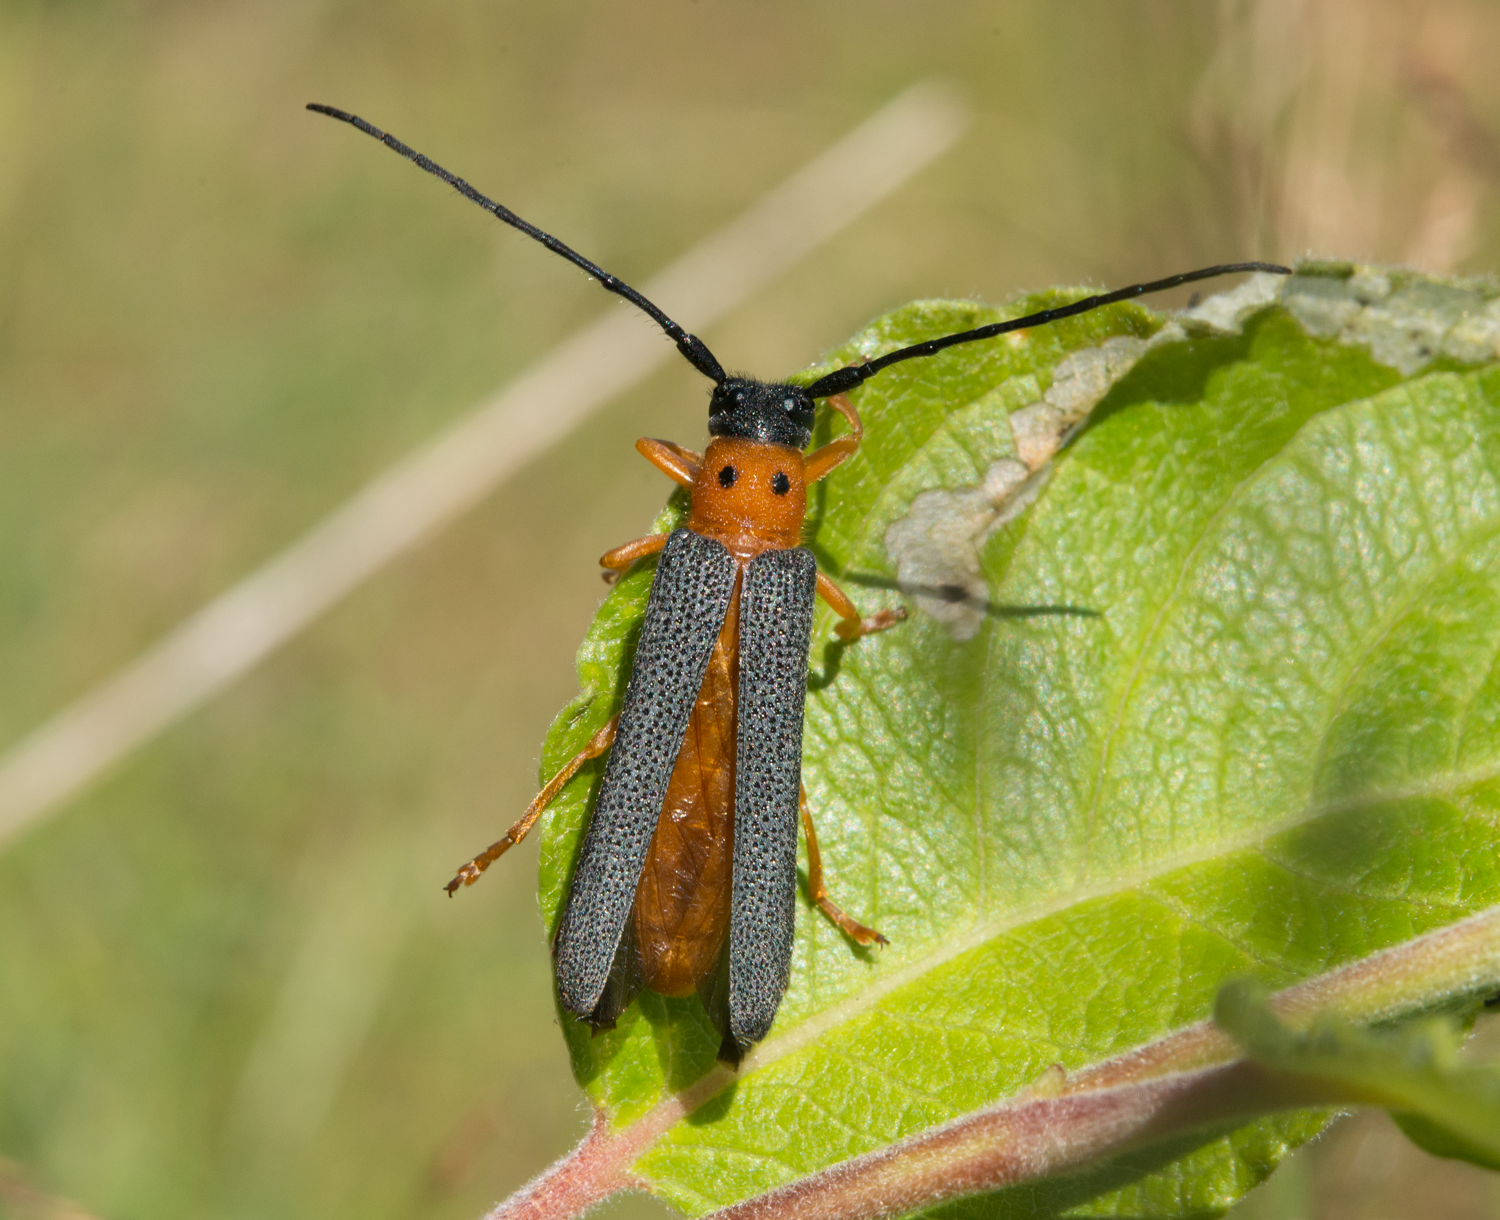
485,903 -> 1500,1220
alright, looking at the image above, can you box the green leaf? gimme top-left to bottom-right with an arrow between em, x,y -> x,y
533,265 -> 1500,1216
1216,980 -> 1500,1171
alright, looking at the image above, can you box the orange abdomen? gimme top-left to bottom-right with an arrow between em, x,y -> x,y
632,579 -> 740,996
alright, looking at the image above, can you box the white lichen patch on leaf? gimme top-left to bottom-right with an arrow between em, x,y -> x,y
883,262 -> 1500,642
886,333 -> 1149,638
883,458 -> 1046,640
1177,270 -> 1285,335
1282,261 -> 1500,376
1008,334 -> 1149,465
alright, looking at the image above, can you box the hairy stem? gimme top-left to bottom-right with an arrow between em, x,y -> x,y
704,904 -> 1500,1219
486,903 -> 1500,1220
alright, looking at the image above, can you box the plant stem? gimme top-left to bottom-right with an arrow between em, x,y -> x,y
486,902 -> 1500,1220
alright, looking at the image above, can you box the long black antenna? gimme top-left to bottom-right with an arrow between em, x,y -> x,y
307,104 -> 726,385
804,261 -> 1291,400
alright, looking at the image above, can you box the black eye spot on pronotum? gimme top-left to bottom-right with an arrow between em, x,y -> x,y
719,465 -> 737,488
771,471 -> 791,496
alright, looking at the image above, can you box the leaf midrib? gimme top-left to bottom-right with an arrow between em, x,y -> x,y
725,753 -> 1500,1088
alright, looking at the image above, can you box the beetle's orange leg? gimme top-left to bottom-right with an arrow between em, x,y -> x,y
800,785 -> 887,946
817,570 -> 907,641
806,436 -> 859,484
637,437 -> 701,487
446,715 -> 618,893
599,532 -> 669,582
806,394 -> 863,483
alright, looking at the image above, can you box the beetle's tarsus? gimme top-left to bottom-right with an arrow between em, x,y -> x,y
445,846 -> 508,894
816,895 -> 888,947
836,605 -> 907,642
800,784 -> 887,947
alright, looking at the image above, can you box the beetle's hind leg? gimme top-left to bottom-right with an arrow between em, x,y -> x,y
446,715 -> 618,893
800,786 -> 887,947
816,571 -> 906,641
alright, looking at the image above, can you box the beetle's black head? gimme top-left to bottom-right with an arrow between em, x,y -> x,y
707,377 -> 816,450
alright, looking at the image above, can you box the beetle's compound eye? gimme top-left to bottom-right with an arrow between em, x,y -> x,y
718,465 -> 737,488
783,396 -> 799,415
771,471 -> 791,496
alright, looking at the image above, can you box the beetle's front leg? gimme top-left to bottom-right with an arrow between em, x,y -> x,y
599,532 -> 669,583
816,570 -> 906,641
599,439 -> 687,580
636,437 -> 701,486
805,394 -> 863,483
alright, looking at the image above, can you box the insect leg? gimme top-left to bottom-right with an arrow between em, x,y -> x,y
636,437 -> 702,486
800,785 -> 887,946
599,532 -> 669,583
816,570 -> 906,641
445,715 -> 619,893
805,394 -> 863,483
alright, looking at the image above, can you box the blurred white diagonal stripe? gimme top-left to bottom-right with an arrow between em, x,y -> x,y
0,81 -> 967,849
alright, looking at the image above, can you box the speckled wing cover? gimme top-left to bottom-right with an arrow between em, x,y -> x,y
728,546 -> 817,1050
553,528 -> 736,1020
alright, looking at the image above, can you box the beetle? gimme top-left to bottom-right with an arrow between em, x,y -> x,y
309,102 -> 1289,1064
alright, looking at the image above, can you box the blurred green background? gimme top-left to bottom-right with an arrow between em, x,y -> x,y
2,2 -> 1499,1219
